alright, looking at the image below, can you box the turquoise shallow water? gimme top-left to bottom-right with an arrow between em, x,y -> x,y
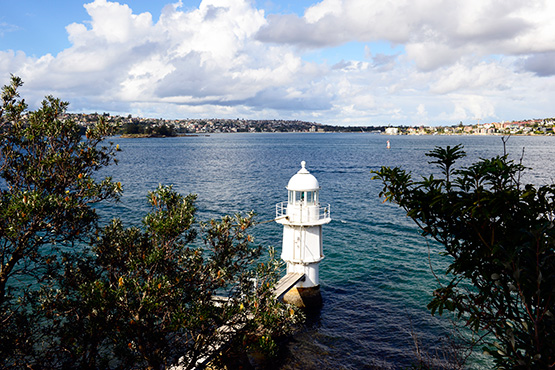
98,133 -> 555,369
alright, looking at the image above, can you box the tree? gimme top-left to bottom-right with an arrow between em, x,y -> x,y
154,123 -> 176,136
372,144 -> 555,369
0,75 -> 121,364
0,76 -> 121,301
122,121 -> 142,134
0,76 -> 300,369
35,186 -> 299,369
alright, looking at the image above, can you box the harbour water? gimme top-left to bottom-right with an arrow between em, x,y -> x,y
99,133 -> 555,369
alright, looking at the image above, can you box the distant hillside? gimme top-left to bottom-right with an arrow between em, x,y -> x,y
59,112 -> 555,135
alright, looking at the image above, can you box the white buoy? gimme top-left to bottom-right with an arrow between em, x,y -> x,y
275,161 -> 331,308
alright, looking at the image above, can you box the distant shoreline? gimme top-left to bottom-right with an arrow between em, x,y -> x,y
119,133 -> 210,138
117,131 -> 555,138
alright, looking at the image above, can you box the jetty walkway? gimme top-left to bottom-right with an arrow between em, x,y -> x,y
173,272 -> 305,369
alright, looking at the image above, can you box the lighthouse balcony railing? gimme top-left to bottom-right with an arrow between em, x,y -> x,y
275,202 -> 331,223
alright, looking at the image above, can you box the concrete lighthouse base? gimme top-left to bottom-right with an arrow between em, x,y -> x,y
283,285 -> 322,309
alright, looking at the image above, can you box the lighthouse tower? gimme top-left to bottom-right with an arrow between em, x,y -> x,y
275,161 -> 331,308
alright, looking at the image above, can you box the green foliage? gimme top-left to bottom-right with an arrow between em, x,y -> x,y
0,75 -> 121,366
120,122 -> 177,137
0,76 -> 300,369
373,145 -> 555,369
36,186 -> 299,369
153,123 -> 176,137
122,122 -> 142,134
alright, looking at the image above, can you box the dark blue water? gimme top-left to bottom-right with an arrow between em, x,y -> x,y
99,133 -> 555,369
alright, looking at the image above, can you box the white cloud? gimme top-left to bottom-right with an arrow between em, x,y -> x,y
405,42 -> 467,71
83,0 -> 154,44
0,21 -> 21,37
0,50 -> 26,73
521,52 -> 555,76
416,104 -> 427,117
1,0 -> 555,126
429,61 -> 512,94
4,0 -> 309,111
439,95 -> 496,123
304,0 -> 342,23
259,0 -> 555,69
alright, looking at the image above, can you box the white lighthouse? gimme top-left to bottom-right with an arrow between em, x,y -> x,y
275,161 -> 331,308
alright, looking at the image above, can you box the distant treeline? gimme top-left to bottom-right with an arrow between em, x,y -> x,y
120,122 -> 177,137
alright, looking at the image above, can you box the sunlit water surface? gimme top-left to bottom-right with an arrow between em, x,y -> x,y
97,133 -> 555,369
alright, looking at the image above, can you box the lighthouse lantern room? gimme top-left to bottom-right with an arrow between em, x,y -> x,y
275,161 -> 331,307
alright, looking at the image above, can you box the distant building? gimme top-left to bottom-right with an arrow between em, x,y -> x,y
385,127 -> 399,135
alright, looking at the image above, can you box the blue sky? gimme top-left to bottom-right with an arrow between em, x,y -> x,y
1,0 -> 554,126
1,1 -> 204,56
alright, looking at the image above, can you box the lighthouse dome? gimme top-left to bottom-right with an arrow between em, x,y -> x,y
287,161 -> 320,191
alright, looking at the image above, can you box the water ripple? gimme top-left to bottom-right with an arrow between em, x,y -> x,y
97,133 -> 555,369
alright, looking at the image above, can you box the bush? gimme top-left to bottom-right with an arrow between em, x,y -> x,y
373,144 -> 555,369
0,76 -> 300,369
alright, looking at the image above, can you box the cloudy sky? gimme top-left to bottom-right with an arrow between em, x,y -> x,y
1,0 -> 554,126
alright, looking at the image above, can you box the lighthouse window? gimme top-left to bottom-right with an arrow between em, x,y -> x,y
306,191 -> 313,204
290,191 -> 302,204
